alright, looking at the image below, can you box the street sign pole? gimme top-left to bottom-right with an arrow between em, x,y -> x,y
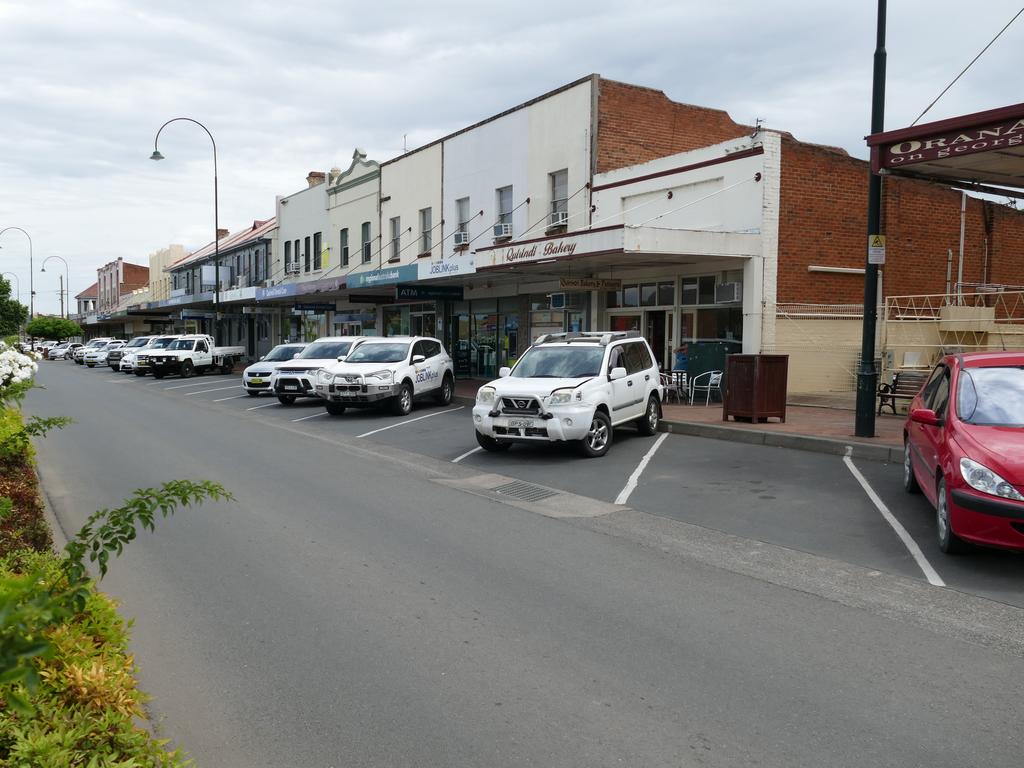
855,0 -> 887,438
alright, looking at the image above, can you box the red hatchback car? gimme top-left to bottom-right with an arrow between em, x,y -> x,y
904,351 -> 1024,554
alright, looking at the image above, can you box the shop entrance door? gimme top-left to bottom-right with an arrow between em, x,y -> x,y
645,310 -> 668,370
473,313 -> 499,379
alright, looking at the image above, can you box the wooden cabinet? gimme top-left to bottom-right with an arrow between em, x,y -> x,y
722,354 -> 788,423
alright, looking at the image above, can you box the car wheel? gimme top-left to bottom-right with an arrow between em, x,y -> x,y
936,476 -> 967,554
636,395 -> 660,436
903,440 -> 921,494
86,363 -> 94,368
221,361 -> 233,375
578,410 -> 612,458
277,395 -> 296,405
391,382 -> 413,416
435,373 -> 454,405
134,370 -> 146,377
476,430 -> 511,452
246,390 -> 259,397
153,371 -> 165,379
180,360 -> 194,378
325,402 -> 347,416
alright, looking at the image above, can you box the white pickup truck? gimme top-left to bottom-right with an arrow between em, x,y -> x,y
147,334 -> 245,379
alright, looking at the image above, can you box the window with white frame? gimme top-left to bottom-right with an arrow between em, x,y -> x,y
419,208 -> 432,254
284,240 -> 291,270
496,186 -> 513,226
339,228 -> 349,267
389,216 -> 401,261
550,169 -> 568,223
304,236 -> 311,272
313,232 -> 322,270
361,221 -> 372,263
456,197 -> 470,235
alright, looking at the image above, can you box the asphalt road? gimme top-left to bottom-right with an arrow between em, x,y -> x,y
27,362 -> 1024,767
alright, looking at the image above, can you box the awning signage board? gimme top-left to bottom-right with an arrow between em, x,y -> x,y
346,264 -> 418,289
559,277 -> 622,290
256,283 -> 299,301
395,285 -> 464,301
477,226 -> 625,268
418,253 -> 476,280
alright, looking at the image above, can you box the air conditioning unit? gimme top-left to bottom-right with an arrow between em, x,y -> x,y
285,262 -> 300,275
549,292 -> 567,310
234,275 -> 249,289
453,231 -> 471,247
549,210 -> 569,227
493,223 -> 513,240
715,282 -> 743,304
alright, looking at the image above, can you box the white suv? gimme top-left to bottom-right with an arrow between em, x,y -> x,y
242,343 -> 307,396
314,336 -> 454,416
473,331 -> 664,458
271,337 -> 368,405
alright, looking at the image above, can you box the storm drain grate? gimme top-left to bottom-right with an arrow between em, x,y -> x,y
492,481 -> 559,503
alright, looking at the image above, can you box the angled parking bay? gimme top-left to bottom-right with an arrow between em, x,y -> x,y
626,435 -> 928,582
853,459 -> 1024,607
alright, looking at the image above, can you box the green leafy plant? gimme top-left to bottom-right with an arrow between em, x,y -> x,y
22,317 -> 82,342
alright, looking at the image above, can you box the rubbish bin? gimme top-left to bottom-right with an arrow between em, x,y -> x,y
722,354 -> 789,423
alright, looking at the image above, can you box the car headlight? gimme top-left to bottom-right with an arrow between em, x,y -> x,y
317,370 -> 333,384
959,458 -> 1024,501
477,386 -> 496,404
547,389 -> 573,405
366,369 -> 393,383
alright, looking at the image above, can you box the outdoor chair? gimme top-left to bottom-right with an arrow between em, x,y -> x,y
660,372 -> 685,403
690,370 -> 723,406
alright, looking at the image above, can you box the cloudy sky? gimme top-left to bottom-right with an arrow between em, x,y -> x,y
1,0 -> 1021,315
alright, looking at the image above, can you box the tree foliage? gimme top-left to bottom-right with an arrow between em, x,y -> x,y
0,278 -> 28,338
23,317 -> 82,342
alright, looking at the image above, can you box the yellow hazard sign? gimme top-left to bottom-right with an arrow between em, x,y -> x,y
868,234 -> 886,265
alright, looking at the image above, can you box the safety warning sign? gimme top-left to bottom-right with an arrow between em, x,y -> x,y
868,234 -> 886,265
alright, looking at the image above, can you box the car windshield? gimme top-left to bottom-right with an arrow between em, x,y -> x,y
168,339 -> 196,350
152,338 -> 176,348
264,345 -> 305,362
299,341 -> 353,360
511,346 -> 605,378
957,366 -> 1024,427
125,337 -> 149,348
345,343 -> 409,363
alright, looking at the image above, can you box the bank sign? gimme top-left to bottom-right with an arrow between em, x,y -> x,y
874,116 -> 1024,170
346,264 -> 418,289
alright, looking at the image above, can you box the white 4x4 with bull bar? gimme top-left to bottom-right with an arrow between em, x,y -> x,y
314,336 -> 454,416
472,331 -> 664,458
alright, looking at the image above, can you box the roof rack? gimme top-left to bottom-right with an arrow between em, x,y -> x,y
534,330 -> 640,346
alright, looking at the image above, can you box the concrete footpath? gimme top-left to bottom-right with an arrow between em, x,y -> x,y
454,380 -> 904,463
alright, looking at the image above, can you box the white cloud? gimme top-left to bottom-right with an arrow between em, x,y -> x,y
0,0 -> 1021,313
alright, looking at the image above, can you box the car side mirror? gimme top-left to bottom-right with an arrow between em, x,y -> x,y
336,355 -> 347,362
412,354 -> 426,364
292,352 -> 301,358
498,366 -> 511,378
910,408 -> 943,427
259,355 -> 266,361
609,366 -> 627,381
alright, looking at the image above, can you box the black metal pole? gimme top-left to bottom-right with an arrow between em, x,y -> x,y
855,0 -> 887,438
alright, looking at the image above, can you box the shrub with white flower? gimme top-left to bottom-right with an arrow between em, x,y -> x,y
0,343 -> 39,395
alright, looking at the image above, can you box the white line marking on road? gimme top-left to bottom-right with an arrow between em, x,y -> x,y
183,385 -> 241,396
451,446 -> 483,464
246,401 -> 279,411
212,394 -> 248,402
163,380 -> 229,390
104,378 -> 134,383
357,406 -> 464,439
842,447 -> 946,587
291,411 -> 327,422
614,433 -> 669,506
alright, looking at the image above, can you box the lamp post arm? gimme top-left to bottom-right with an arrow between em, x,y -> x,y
0,227 -> 33,317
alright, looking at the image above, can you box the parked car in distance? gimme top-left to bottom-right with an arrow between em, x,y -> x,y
127,335 -> 180,375
49,342 -> 82,360
46,342 -> 70,360
473,331 -> 664,458
314,336 -> 454,416
84,340 -> 124,367
107,335 -> 154,371
147,334 -> 244,378
271,336 -> 368,405
242,343 -> 308,396
74,338 -> 113,365
904,351 -> 1024,554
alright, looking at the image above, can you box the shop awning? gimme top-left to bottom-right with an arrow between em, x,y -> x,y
867,103 -> 1024,198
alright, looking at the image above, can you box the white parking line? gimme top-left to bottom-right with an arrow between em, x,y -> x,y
104,378 -> 134,383
183,385 -> 241,397
163,380 -> 230,390
291,412 -> 327,423
842,448 -> 946,587
357,406 -> 464,439
614,433 -> 668,505
246,401 -> 279,411
212,394 -> 248,402
451,446 -> 483,464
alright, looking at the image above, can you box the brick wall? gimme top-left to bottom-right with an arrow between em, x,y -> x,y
595,79 -> 752,174
120,262 -> 150,293
777,136 -> 1024,304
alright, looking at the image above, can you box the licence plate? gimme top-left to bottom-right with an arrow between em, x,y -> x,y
250,378 -> 263,384
507,419 -> 535,428
284,385 -> 298,391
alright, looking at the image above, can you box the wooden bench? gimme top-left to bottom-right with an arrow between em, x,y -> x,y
877,370 -> 929,415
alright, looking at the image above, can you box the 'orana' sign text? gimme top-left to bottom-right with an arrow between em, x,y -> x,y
881,118 -> 1024,168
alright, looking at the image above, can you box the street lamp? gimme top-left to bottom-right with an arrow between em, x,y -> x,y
41,255 -> 70,319
150,117 -> 220,343
1,272 -> 20,304
0,227 -> 33,317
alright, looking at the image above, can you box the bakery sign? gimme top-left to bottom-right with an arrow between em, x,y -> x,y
559,277 -> 622,290
877,116 -> 1024,170
479,226 -> 624,268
